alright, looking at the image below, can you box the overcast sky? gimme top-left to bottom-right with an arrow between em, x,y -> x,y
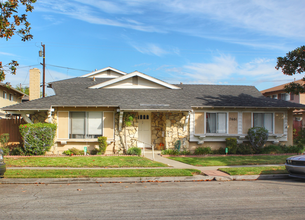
1,0 -> 304,95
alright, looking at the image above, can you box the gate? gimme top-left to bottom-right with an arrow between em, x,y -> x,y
0,116 -> 26,143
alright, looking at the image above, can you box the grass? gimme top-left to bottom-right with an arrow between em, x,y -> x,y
218,166 -> 288,175
168,155 -> 291,166
3,169 -> 201,178
4,156 -> 167,168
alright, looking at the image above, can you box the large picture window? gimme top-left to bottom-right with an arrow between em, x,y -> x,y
206,113 -> 227,133
69,112 -> 103,139
253,113 -> 273,133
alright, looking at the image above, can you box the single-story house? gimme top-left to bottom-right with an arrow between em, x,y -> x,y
2,67 -> 305,154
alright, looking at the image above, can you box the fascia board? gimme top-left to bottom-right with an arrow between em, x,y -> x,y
80,67 -> 127,78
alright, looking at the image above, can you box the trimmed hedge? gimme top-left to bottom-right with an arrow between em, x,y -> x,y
19,123 -> 57,155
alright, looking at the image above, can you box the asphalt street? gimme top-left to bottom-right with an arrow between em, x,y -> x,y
1,179 -> 305,219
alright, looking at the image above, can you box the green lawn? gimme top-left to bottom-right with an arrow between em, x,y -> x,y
168,155 -> 291,166
5,156 -> 167,168
4,169 -> 201,178
218,166 -> 288,175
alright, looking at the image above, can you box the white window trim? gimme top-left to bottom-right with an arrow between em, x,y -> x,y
191,110 -> 287,143
68,111 -> 104,139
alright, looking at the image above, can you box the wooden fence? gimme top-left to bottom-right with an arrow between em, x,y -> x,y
0,116 -> 26,143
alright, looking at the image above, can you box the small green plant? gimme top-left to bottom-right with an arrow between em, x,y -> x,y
247,127 -> 268,154
124,113 -> 135,127
126,147 -> 141,156
226,138 -> 237,154
98,136 -> 108,154
194,146 -> 212,155
161,149 -> 180,155
0,133 -> 9,148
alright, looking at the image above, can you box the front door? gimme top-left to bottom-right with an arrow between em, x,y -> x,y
138,112 -> 151,148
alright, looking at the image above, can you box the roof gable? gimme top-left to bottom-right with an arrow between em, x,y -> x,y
88,71 -> 181,90
80,67 -> 127,78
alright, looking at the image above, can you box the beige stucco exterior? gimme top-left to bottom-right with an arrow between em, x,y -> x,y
27,107 -> 295,154
0,85 -> 24,117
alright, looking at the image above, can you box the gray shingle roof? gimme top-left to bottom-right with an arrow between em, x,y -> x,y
3,77 -> 305,111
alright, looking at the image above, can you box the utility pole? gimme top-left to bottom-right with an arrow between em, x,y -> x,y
39,42 -> 46,97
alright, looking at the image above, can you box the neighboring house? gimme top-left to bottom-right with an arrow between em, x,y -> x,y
0,82 -> 27,118
2,67 -> 305,154
261,80 -> 305,134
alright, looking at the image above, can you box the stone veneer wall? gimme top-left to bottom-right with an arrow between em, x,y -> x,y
163,112 -> 189,150
151,112 -> 165,149
114,112 -> 139,153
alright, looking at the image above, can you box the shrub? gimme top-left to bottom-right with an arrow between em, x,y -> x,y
212,147 -> 226,154
161,149 -> 180,155
1,145 -> 10,155
194,147 -> 212,155
236,143 -> 253,155
279,144 -> 304,154
247,127 -> 268,153
179,150 -> 191,155
261,145 -> 283,154
0,133 -> 9,148
294,128 -> 305,145
63,149 -> 72,156
98,136 -> 107,154
127,147 -> 141,156
11,145 -> 26,156
226,138 -> 237,154
90,148 -> 99,155
19,123 -> 57,155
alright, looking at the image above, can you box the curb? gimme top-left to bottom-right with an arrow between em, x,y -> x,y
0,174 -> 290,184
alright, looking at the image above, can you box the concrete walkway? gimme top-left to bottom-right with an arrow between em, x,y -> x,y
143,151 -> 284,176
144,151 -> 230,176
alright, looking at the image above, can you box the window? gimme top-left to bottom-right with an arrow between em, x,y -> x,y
9,94 -> 13,101
206,113 -> 227,133
279,93 -> 289,101
253,113 -> 273,133
3,91 -> 7,99
272,94 -> 277,99
69,112 -> 103,139
290,93 -> 294,101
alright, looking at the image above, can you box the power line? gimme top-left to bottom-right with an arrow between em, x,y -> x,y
46,64 -> 92,72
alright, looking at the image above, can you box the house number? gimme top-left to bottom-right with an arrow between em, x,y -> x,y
230,118 -> 237,121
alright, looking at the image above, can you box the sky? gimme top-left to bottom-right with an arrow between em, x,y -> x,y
1,0 -> 305,96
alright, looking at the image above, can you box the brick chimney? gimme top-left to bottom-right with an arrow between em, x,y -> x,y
29,68 -> 41,101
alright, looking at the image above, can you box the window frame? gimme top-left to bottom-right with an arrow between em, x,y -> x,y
9,94 -> 13,101
252,112 -> 274,134
3,91 -> 7,99
69,111 -> 104,139
205,112 -> 228,134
